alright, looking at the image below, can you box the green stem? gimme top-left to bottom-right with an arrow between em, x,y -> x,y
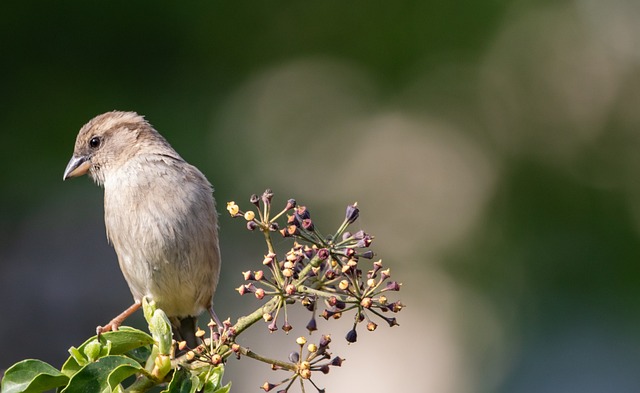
232,296 -> 282,336
238,345 -> 296,372
299,286 -> 356,303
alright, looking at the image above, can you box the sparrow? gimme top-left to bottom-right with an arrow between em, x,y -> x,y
63,111 -> 221,347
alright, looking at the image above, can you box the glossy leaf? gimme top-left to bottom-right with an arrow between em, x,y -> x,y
61,327 -> 153,376
61,355 -> 143,393
1,359 -> 69,393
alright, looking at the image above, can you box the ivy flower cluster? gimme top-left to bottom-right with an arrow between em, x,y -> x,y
226,190 -> 403,392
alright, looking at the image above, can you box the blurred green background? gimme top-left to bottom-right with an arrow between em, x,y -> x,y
2,1 -> 640,392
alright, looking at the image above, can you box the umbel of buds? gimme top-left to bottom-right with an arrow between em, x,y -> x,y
227,190 -> 403,393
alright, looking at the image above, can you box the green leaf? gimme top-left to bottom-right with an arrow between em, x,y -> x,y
61,327 -> 154,377
61,355 -> 143,393
1,359 -> 69,393
163,368 -> 200,393
213,382 -> 232,393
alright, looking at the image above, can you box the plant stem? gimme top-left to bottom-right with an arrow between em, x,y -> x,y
238,345 -> 296,372
232,296 -> 282,336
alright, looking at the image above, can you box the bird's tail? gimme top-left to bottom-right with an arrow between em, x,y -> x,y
171,316 -> 199,349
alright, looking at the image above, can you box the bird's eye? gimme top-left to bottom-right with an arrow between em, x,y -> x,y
89,136 -> 101,149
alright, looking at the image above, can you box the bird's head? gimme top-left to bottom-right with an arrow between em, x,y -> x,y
63,111 -> 160,185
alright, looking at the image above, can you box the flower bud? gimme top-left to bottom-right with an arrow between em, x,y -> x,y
296,336 -> 307,346
285,198 -> 297,210
338,280 -> 349,290
263,313 -> 273,322
255,288 -> 265,299
306,317 -> 317,333
195,328 -> 206,338
261,382 -> 276,392
301,218 -> 314,231
345,328 -> 358,343
285,284 -> 296,295
345,203 -> 359,224
243,270 -> 254,281
367,321 -> 378,331
299,369 -> 311,379
283,268 -> 294,278
254,270 -> 264,281
307,343 -> 318,353
330,356 -> 344,366
286,225 -> 300,236
282,322 -> 293,333
262,189 -> 274,204
250,194 -> 260,206
319,335 -> 331,348
390,301 -> 404,313
360,250 -> 374,259
226,201 -> 239,216
360,297 -> 373,309
295,205 -> 311,220
289,351 -> 300,363
385,281 -> 400,291
247,221 -> 258,231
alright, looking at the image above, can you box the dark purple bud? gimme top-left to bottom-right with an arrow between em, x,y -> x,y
262,189 -> 274,204
286,225 -> 300,237
330,356 -> 344,367
288,351 -> 300,363
317,248 -> 329,261
353,230 -> 366,240
301,218 -> 314,231
359,250 -> 374,259
287,214 -> 300,227
319,335 -> 331,348
345,328 -> 357,343
268,222 -> 279,232
390,301 -> 404,313
282,322 -> 293,333
327,296 -> 346,310
355,235 -> 373,248
247,221 -> 258,231
320,364 -> 330,374
385,281 -> 401,291
345,203 -> 359,224
382,316 -> 399,327
295,206 -> 311,220
261,382 -> 276,392
306,317 -> 317,333
285,198 -> 297,210
304,300 -> 316,312
250,194 -> 260,206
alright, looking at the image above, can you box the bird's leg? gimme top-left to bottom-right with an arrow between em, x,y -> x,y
96,301 -> 142,338
208,306 -> 224,333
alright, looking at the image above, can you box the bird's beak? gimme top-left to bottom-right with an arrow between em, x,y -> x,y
63,155 -> 91,180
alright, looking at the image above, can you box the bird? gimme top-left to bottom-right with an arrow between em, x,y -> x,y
63,111 -> 221,347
